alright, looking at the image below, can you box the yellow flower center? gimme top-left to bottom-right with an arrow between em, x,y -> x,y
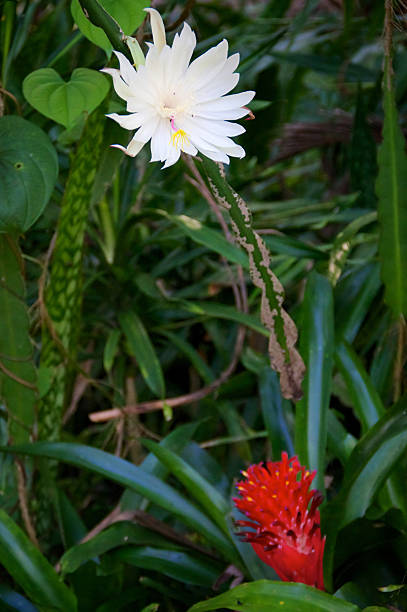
170,128 -> 188,149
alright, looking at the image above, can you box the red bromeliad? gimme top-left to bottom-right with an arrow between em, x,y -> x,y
233,452 -> 325,590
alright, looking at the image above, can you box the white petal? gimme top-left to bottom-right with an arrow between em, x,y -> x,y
184,39 -> 228,91
135,114 -> 160,143
191,106 -> 250,120
150,119 -> 171,162
112,51 -> 137,87
219,143 -> 245,158
200,147 -> 230,164
101,68 -> 130,101
195,91 -> 256,113
167,23 -> 196,87
111,138 -> 145,158
188,116 -> 245,137
106,112 -> 149,130
162,146 -> 181,169
180,116 -> 238,149
180,139 -> 198,156
197,73 -> 239,102
145,8 -> 166,51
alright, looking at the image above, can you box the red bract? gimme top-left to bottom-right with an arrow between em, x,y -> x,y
233,452 -> 325,590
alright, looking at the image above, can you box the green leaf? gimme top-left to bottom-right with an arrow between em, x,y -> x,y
295,272 -> 334,492
376,59 -> 407,316
323,396 -> 407,590
0,508 -> 77,611
112,546 -> 222,587
0,442 -> 237,564
187,581 -> 360,612
23,68 -> 109,129
141,438 -> 230,536
167,213 -> 248,268
119,311 -> 165,398
178,301 -> 267,336
61,522 -> 182,574
0,585 -> 39,612
71,0 -> 146,54
120,422 -> 200,511
259,367 -> 294,459
158,329 -> 214,384
0,116 -> 58,233
335,341 -> 384,433
103,329 -> 121,372
0,237 -> 36,443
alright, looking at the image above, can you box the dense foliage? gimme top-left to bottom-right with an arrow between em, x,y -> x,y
0,0 -> 407,610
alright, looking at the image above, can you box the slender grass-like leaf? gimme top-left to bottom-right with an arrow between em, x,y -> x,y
141,439 -> 230,536
335,341 -> 384,432
0,442 -> 238,564
295,272 -> 334,492
119,310 -> 165,398
323,396 -> 407,590
0,509 -> 77,611
112,546 -> 223,587
259,367 -> 294,459
376,59 -> 407,316
61,522 -> 182,575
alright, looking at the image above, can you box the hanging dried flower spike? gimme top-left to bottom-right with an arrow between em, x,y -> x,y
233,452 -> 325,590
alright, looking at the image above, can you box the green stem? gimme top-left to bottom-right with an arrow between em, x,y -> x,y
199,157 -> 305,401
1,1 -> 15,87
78,0 -> 133,61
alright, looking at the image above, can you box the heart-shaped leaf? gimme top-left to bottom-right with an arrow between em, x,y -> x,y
0,116 -> 58,233
23,67 -> 109,128
71,0 -> 147,54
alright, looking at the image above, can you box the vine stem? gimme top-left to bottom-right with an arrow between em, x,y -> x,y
199,157 -> 305,401
78,0 -> 133,61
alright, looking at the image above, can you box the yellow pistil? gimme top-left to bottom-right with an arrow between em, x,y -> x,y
170,128 -> 188,149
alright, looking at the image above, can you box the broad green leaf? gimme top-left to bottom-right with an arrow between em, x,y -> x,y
376,59 -> 407,316
71,0 -> 147,54
119,311 -> 165,397
112,546 -> 222,587
0,237 -> 36,443
0,116 -> 58,233
141,438 -> 230,536
323,397 -> 407,590
295,272 -> 334,492
0,508 -> 77,611
23,68 -> 109,129
0,442 -> 237,564
61,522 -> 182,574
187,580 -> 360,612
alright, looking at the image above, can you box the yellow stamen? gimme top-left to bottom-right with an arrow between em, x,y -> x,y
170,128 -> 188,149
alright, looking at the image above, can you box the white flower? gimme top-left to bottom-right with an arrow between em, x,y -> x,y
102,8 -> 255,169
